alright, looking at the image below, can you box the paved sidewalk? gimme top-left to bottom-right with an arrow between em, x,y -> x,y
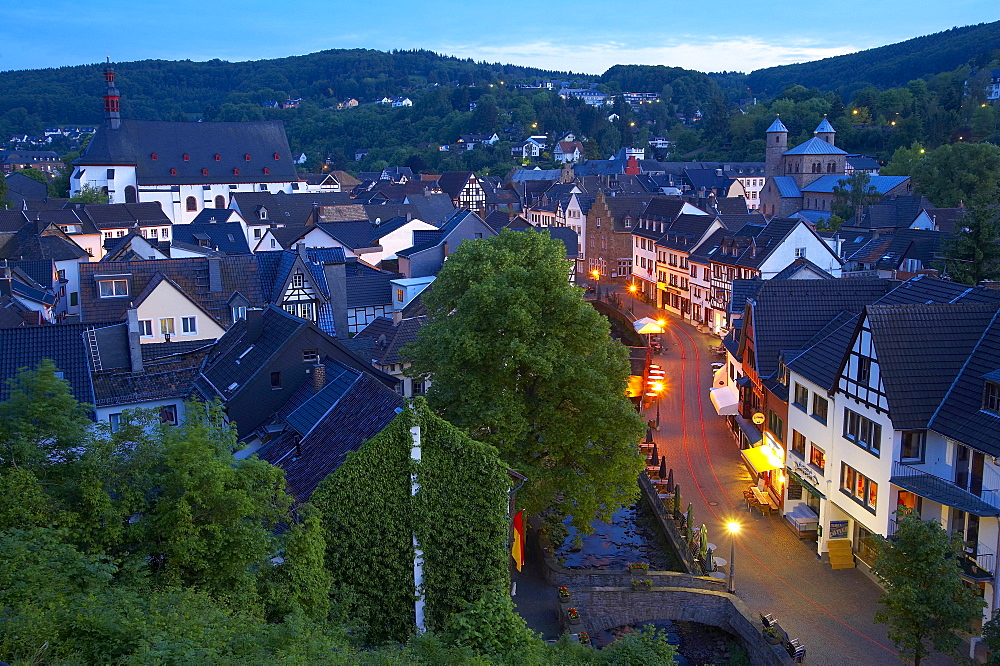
627,294 -> 956,666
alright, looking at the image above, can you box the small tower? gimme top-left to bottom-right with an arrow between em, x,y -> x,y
814,115 -> 835,146
764,116 -> 788,178
103,62 -> 121,130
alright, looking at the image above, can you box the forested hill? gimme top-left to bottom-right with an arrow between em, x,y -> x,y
0,49 -> 593,124
746,21 -> 1000,96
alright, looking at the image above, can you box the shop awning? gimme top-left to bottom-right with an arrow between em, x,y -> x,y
710,385 -> 739,415
742,444 -> 784,476
712,365 -> 727,387
788,468 -> 826,499
733,414 -> 762,447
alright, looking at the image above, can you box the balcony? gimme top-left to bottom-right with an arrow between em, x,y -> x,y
890,461 -> 1000,518
888,517 -> 997,581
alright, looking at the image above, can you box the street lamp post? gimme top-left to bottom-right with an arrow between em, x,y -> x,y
727,522 -> 740,594
590,269 -> 600,300
628,282 -> 638,314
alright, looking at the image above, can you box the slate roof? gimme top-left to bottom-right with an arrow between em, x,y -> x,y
865,303 -> 1000,429
846,155 -> 880,171
800,175 -> 909,194
75,119 -> 300,185
771,256 -> 834,280
929,312 -> 1000,457
766,118 -> 789,133
0,225 -> 89,262
874,274 -> 1000,306
436,172 -> 473,200
78,255 -> 265,325
70,202 -> 171,230
257,373 -> 403,500
814,118 -> 836,134
313,221 -> 378,250
511,169 -> 563,183
782,137 -> 848,156
714,197 -> 750,215
171,221 -> 251,254
786,311 -> 859,391
354,315 -> 427,365
91,339 -> 210,407
346,259 -> 400,308
744,278 -> 898,380
773,177 -> 801,198
654,214 -> 718,252
844,194 -> 937,230
729,279 -> 764,317
231,192 -> 355,225
0,322 -> 107,404
5,172 -> 48,200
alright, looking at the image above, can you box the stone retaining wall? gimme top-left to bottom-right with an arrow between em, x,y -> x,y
638,473 -> 701,574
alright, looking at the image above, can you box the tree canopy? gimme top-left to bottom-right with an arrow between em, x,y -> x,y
404,230 -> 646,528
909,141 -> 1000,208
872,509 -> 985,665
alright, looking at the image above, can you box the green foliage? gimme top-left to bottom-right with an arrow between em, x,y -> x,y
69,182 -> 111,203
832,171 -> 882,220
872,508 -> 985,665
941,202 -> 1000,285
910,141 -> 1000,207
447,589 -> 543,659
983,609 -> 1000,665
881,141 -> 926,176
13,166 -> 48,185
404,230 -> 646,529
313,400 -> 512,643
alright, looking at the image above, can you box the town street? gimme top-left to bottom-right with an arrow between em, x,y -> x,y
631,293 -> 957,666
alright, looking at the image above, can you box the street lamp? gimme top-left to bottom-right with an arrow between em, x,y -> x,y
628,282 -> 638,314
727,521 -> 740,594
590,269 -> 600,299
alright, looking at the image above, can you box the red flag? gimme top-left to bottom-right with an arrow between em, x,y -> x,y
511,510 -> 525,572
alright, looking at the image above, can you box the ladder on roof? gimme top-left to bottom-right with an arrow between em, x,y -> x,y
86,328 -> 102,372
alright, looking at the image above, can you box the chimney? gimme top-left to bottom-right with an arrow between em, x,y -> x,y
296,242 -> 308,261
246,308 -> 265,341
312,363 -> 326,392
125,308 -> 144,373
207,255 -> 222,292
321,261 -> 348,338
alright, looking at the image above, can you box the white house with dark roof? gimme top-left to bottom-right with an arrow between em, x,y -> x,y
71,67 -> 301,225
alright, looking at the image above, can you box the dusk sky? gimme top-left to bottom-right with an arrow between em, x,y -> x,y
1,2 -> 997,74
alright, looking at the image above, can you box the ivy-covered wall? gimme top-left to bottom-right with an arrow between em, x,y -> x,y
311,399 -> 511,644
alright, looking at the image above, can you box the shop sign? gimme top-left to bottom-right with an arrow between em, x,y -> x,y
829,520 -> 849,539
751,412 -> 765,425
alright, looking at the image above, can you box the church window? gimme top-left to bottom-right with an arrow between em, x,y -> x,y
124,185 -> 137,203
183,154 -> 189,161
215,195 -> 225,208
186,196 -> 197,211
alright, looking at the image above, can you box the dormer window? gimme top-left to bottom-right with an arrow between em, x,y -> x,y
98,278 -> 129,298
202,168 -> 208,176
273,153 -> 280,160
151,153 -> 157,160
983,381 -> 1000,414
244,154 -> 251,161
170,168 -> 177,175
183,153 -> 190,161
215,154 -> 221,161
292,273 -> 304,288
259,208 -> 267,220
263,167 -> 270,175
233,168 -> 240,175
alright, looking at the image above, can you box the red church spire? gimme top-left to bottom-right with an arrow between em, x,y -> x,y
103,58 -> 121,130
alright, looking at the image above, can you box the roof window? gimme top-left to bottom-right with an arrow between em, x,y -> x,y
202,168 -> 208,176
233,168 -> 240,175
263,167 -> 270,175
170,168 -> 177,175
183,153 -> 189,161
273,153 -> 280,160
151,153 -> 157,160
244,154 -> 251,161
215,154 -> 221,161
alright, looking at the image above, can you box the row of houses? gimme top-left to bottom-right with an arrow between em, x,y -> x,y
714,275 -> 1000,627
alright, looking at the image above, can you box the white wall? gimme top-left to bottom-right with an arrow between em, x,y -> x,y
135,280 -> 226,343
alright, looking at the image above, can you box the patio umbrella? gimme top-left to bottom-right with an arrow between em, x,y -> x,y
644,427 -> 654,445
658,457 -> 668,480
699,525 -> 709,563
705,546 -> 715,572
648,442 -> 659,467
666,468 -> 674,493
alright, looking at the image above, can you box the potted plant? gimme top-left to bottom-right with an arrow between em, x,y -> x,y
763,625 -> 784,645
631,578 -> 653,590
627,561 -> 650,573
567,607 -> 582,625
558,586 -> 571,603
577,631 -> 590,645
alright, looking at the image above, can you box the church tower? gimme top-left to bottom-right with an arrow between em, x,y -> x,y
814,116 -> 835,146
103,63 -> 121,130
764,116 -> 787,178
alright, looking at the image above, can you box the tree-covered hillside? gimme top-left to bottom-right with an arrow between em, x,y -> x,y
745,21 -> 1000,96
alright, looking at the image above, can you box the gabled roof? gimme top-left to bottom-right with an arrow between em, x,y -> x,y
437,171 -> 474,199
772,177 -> 801,198
0,322 -> 111,404
354,315 -> 427,365
91,333 -> 211,407
771,256 -> 834,280
782,137 -> 848,156
79,255 -> 265,325
0,224 -> 89,262
864,303 -> 1000,429
75,119 -> 300,185
171,221 -> 251,255
69,202 -> 171,230
743,278 -> 898,381
787,312 -> 859,391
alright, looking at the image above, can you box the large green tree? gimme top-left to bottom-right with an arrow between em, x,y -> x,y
910,141 -> 1000,207
872,509 -> 985,665
404,229 -> 646,527
941,203 -> 1000,285
832,171 -> 882,222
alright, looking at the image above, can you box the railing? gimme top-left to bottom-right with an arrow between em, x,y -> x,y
888,515 -> 998,578
890,461 -> 1000,514
842,269 -> 880,278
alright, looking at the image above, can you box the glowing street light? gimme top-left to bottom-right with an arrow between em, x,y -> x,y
628,282 -> 638,314
727,521 -> 740,594
590,269 -> 600,299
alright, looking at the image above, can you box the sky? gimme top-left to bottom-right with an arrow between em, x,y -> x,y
1,1 -> 997,75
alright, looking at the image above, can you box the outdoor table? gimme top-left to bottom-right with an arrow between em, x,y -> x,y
751,486 -> 776,515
